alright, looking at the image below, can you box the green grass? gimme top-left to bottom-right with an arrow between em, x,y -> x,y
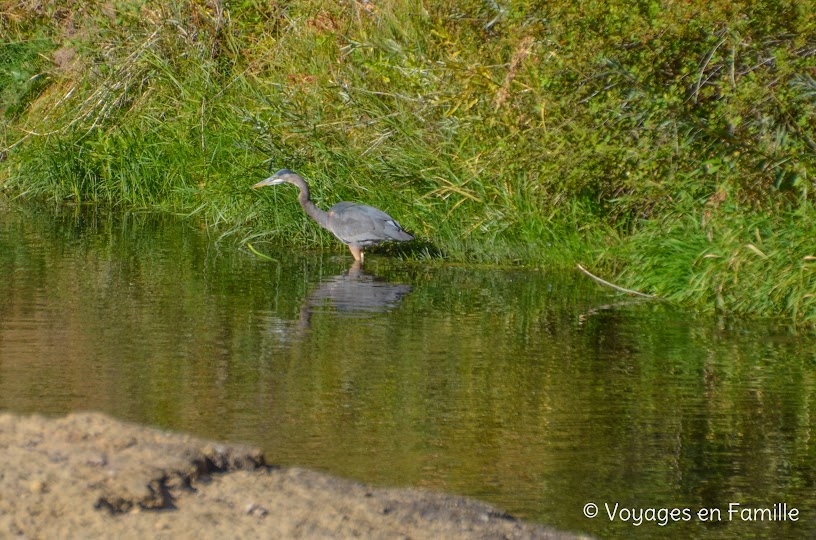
1,0 -> 815,323
608,202 -> 816,322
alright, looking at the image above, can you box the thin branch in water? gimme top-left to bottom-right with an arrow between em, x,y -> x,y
577,264 -> 659,299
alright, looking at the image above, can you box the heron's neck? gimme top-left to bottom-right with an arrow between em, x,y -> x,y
294,179 -> 330,230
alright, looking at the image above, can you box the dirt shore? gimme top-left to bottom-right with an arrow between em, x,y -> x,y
0,412 -> 586,539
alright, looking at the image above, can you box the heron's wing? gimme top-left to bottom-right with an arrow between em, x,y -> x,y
328,202 -> 413,246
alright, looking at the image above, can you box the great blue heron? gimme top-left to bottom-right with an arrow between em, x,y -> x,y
252,169 -> 413,262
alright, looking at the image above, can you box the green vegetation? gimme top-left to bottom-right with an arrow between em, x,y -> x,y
1,0 -> 815,323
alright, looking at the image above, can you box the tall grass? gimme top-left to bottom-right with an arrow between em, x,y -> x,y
608,203 -> 816,321
1,0 -> 815,322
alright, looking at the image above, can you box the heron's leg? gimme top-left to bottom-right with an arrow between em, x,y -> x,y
348,260 -> 363,275
348,244 -> 363,262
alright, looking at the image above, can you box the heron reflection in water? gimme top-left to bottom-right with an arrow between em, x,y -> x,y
252,169 -> 413,262
297,261 -> 413,327
255,262 -> 412,340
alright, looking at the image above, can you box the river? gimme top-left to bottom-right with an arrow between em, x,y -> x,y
0,201 -> 813,538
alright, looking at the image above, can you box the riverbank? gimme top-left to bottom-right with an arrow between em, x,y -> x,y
0,411 -> 583,539
1,1 -> 814,323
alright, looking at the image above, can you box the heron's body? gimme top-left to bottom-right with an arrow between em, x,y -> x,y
252,169 -> 413,262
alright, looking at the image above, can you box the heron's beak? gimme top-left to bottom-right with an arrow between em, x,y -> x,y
252,176 -> 286,189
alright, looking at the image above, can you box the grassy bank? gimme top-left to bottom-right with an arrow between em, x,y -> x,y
1,0 -> 815,323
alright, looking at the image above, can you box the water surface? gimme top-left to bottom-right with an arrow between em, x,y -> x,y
1,201 -> 814,539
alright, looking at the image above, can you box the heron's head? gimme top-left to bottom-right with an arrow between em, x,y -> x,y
252,169 -> 300,189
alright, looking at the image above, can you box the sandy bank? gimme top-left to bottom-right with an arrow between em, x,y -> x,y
0,412 -> 586,539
